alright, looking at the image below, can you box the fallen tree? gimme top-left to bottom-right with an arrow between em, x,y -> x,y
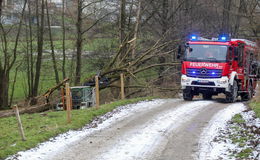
83,33 -> 181,98
0,78 -> 70,118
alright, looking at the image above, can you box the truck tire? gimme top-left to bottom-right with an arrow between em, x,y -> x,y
202,93 -> 212,100
241,82 -> 253,101
183,89 -> 193,101
225,80 -> 238,103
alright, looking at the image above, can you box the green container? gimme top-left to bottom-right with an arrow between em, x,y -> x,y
70,86 -> 95,109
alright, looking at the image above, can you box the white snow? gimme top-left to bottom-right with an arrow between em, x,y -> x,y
8,99 -> 252,160
6,99 -> 170,160
96,101 -> 213,160
196,103 -> 246,160
241,110 -> 260,128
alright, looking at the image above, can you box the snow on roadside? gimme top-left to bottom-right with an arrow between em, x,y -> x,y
196,103 -> 247,160
96,101 -> 213,160
6,99 -> 171,160
241,110 -> 260,128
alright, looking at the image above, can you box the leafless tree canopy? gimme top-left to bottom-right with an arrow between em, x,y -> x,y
0,0 -> 259,109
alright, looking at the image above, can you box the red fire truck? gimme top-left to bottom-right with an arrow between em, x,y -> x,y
178,35 -> 260,102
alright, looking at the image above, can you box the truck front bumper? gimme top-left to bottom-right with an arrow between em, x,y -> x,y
181,75 -> 230,92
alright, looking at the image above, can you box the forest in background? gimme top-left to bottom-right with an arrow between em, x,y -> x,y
0,0 -> 259,110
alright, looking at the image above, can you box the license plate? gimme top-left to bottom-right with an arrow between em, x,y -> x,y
198,80 -> 209,83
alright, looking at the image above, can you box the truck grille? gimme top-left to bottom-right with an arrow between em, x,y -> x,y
186,68 -> 222,78
191,81 -> 215,86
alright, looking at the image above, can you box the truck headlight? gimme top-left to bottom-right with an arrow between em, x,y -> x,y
181,77 -> 191,82
217,79 -> 227,84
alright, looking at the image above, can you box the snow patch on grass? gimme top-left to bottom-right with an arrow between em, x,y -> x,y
196,103 -> 246,160
241,110 -> 260,128
7,99 -> 170,160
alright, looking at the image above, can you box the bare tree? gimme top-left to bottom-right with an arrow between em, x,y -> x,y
74,0 -> 116,85
233,0 -> 247,37
222,0 -> 232,33
0,0 -> 27,109
0,0 -> 2,17
27,0 -> 35,98
46,0 -> 60,84
131,0 -> 142,58
74,0 -> 83,85
32,0 -> 45,99
62,0 -> 66,79
119,0 -> 126,43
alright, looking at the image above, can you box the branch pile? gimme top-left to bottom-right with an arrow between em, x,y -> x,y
84,34 -> 181,95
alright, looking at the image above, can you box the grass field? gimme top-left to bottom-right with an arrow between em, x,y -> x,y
0,97 -> 154,159
7,37 -> 118,103
249,85 -> 260,118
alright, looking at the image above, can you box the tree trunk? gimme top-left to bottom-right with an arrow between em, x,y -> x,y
0,23 -> 8,109
127,0 -> 134,31
0,0 -> 2,17
233,0 -> 246,37
222,0 -> 231,33
33,0 -> 45,98
28,0 -> 34,97
26,26 -> 31,97
62,0 -> 66,79
0,71 -> 9,109
119,0 -> 126,43
46,0 -> 60,84
157,0 -> 169,84
131,0 -> 142,59
9,65 -> 20,106
75,0 -> 83,85
0,0 -> 27,109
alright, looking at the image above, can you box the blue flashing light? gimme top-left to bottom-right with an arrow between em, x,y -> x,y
190,35 -> 197,41
212,72 -> 216,75
220,36 -> 226,41
218,34 -> 230,41
191,36 -> 197,40
192,71 -> 196,74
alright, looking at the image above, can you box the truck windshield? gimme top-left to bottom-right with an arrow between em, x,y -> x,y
184,44 -> 228,62
72,89 -> 83,100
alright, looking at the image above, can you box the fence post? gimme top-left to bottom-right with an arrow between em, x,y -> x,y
65,83 -> 72,123
61,87 -> 65,110
12,105 -> 26,141
95,76 -> 100,109
120,73 -> 125,99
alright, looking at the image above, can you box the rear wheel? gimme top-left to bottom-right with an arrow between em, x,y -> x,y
241,82 -> 253,101
183,88 -> 193,101
226,80 -> 238,103
202,93 -> 212,100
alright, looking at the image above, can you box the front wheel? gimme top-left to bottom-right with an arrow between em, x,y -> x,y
183,88 -> 193,101
225,80 -> 238,103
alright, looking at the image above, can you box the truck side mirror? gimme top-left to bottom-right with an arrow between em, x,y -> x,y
177,45 -> 182,59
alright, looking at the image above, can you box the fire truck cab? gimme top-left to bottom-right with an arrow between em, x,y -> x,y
178,35 -> 259,102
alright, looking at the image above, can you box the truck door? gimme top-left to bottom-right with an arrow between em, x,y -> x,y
236,44 -> 245,90
244,49 -> 251,90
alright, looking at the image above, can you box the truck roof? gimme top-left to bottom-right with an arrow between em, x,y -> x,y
231,39 -> 257,47
189,39 -> 257,48
71,86 -> 91,89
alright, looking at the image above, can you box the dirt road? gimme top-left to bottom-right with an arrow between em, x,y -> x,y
10,98 -> 246,160
37,98 -> 241,160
